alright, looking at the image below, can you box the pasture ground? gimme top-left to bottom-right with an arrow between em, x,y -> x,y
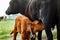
0,20 -> 57,40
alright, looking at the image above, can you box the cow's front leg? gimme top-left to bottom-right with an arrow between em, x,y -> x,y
45,26 -> 53,40
38,31 -> 42,40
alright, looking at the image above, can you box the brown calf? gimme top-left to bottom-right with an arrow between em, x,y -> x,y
10,15 -> 44,40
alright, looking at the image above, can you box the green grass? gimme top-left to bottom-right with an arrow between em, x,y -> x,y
0,20 -> 57,40
42,26 -> 57,40
0,20 -> 14,35
0,35 -> 12,39
0,20 -> 15,40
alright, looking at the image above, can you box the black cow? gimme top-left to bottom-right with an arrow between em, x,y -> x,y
38,0 -> 60,40
0,16 -> 3,21
0,16 -> 7,21
29,0 -> 60,40
6,0 -> 38,21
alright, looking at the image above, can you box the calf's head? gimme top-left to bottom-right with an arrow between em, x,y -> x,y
31,20 -> 44,33
26,20 -> 44,33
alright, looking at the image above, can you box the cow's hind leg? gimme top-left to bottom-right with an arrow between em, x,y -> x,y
57,23 -> 60,40
57,16 -> 60,40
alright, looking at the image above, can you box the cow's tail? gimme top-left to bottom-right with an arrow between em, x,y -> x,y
10,30 -> 14,35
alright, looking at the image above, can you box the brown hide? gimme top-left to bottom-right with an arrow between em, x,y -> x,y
10,15 -> 44,40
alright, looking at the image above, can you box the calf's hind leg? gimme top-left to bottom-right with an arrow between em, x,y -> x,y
13,32 -> 18,40
10,27 -> 18,40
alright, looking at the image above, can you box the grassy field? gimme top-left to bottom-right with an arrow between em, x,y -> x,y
0,20 -> 14,40
0,20 -> 57,40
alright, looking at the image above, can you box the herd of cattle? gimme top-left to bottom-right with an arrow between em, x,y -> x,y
5,0 -> 60,40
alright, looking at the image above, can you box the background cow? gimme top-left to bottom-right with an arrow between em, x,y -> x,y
0,16 -> 3,21
0,16 -> 7,21
10,15 -> 44,40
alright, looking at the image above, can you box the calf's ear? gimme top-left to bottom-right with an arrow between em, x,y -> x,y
33,20 -> 39,24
